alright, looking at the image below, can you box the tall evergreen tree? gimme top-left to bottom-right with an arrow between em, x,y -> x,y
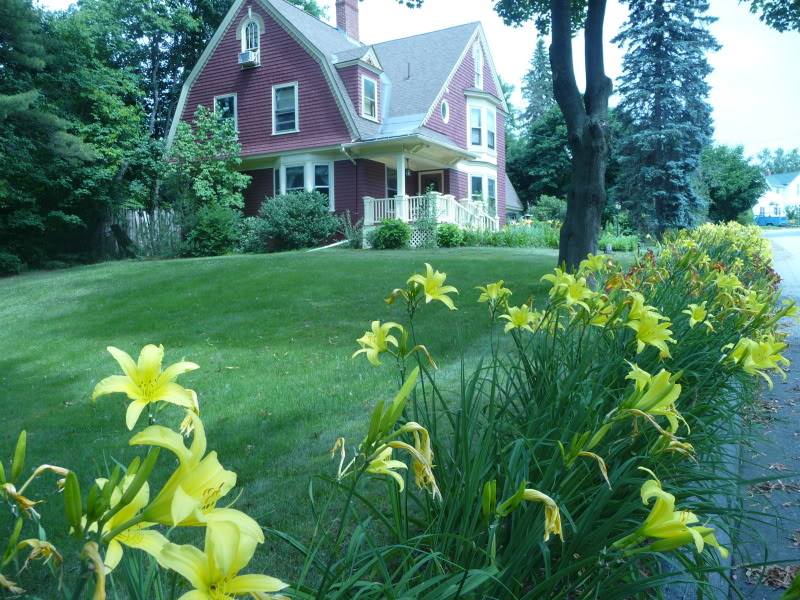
756,147 -> 800,175
613,0 -> 719,234
521,38 -> 555,129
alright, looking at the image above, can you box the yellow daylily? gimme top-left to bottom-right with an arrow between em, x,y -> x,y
91,476 -> 168,572
683,302 -> 713,331
92,344 -> 199,430
541,268 -> 572,297
130,413 -> 256,536
622,366 -> 684,434
477,280 -> 512,305
725,335 -> 790,388
626,292 -> 661,322
81,542 -> 106,600
352,321 -> 403,366
365,447 -> 407,491
579,253 -> 610,274
157,521 -> 287,600
626,314 -> 676,358
614,471 -> 727,557
408,263 -> 459,310
500,304 -> 541,334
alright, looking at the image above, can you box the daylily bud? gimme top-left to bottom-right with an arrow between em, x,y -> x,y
118,448 -> 159,508
63,472 -> 83,536
481,480 -> 497,523
11,430 -> 26,483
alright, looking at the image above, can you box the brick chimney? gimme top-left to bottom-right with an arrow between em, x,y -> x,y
336,0 -> 359,41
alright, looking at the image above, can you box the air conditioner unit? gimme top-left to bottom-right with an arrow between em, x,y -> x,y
238,50 -> 259,67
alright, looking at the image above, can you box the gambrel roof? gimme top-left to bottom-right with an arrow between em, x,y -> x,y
168,0 -> 506,145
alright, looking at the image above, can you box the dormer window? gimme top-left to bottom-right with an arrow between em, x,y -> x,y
473,44 -> 484,89
361,75 -> 378,121
243,20 -> 260,51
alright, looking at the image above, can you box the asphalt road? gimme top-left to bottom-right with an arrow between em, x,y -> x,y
732,228 -> 800,599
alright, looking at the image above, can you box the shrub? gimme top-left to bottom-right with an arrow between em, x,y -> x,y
237,216 -> 264,253
258,192 -> 340,251
370,218 -> 411,249
340,210 -> 364,249
0,252 -> 23,276
599,230 -> 639,252
182,204 -> 241,257
437,223 -> 465,247
530,194 -> 567,222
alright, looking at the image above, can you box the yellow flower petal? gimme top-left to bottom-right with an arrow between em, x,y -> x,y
125,400 -> 148,430
227,574 -> 289,594
158,543 -> 209,590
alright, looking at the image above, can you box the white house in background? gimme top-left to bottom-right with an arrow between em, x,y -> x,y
753,170 -> 800,225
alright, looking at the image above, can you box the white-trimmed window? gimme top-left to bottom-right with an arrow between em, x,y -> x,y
361,75 -> 378,121
487,177 -> 497,215
473,44 -> 484,89
273,83 -> 299,134
314,164 -> 331,196
470,107 -> 482,147
386,167 -> 398,197
243,20 -> 260,51
214,94 -> 237,130
470,175 -> 483,201
440,100 -> 450,124
759,206 -> 766,216
285,166 -> 305,192
487,109 -> 496,151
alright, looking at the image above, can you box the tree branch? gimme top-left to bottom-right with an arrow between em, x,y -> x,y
549,0 -> 585,134
584,0 -> 612,117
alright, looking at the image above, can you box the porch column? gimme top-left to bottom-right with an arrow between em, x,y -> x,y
395,153 -> 407,221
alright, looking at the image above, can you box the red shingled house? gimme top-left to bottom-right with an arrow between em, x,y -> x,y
168,0 -> 510,231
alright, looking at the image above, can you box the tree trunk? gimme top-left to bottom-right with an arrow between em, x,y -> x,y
549,0 -> 612,270
559,120 -> 608,267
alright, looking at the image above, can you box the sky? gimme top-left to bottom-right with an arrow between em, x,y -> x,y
37,0 -> 800,156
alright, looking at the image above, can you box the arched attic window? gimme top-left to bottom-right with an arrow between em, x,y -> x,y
243,20 -> 260,51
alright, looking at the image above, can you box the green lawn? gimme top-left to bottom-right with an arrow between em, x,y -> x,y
0,247 -> 558,581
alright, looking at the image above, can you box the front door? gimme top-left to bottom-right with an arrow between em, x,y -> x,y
419,171 -> 444,194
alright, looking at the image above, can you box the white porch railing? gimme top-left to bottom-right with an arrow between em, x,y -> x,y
363,193 -> 500,231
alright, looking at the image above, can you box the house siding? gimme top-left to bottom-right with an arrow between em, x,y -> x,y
497,111 -> 506,225
334,158 -> 385,222
423,50 -> 471,149
422,39 -> 503,150
181,2 -> 351,157
242,168 -> 275,216
337,64 -> 380,123
449,169 -> 468,199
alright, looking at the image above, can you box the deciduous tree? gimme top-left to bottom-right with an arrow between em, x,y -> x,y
697,145 -> 767,223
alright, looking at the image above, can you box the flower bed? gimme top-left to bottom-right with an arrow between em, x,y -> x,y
1,223 -> 793,599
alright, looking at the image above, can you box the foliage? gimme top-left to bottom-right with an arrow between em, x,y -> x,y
744,0 -> 800,31
370,218 -> 412,250
294,222 -> 787,598
0,252 -> 24,276
612,0 -> 718,233
236,216 -> 263,254
436,223 -> 465,248
182,204 -> 240,257
521,38 -> 556,128
530,194 -> 567,222
697,145 -> 768,223
463,220 -> 561,249
756,147 -> 800,175
599,229 -> 639,252
339,211 -> 364,249
255,191 -> 340,251
164,105 -> 250,220
507,107 -> 571,209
